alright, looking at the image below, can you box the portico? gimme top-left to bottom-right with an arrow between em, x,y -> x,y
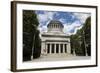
45,41 -> 70,54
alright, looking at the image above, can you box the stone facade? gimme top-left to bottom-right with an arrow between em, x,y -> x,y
41,20 -> 71,55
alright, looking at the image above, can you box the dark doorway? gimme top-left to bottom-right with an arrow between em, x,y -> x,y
47,44 -> 50,53
56,44 -> 59,53
60,44 -> 63,53
65,44 -> 67,53
52,44 -> 54,53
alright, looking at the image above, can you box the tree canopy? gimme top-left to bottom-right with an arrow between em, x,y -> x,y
23,10 -> 41,61
70,17 -> 91,56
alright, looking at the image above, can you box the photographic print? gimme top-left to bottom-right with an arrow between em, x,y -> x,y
11,1 -> 97,72
23,10 -> 91,61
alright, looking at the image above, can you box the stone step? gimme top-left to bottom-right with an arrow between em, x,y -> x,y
41,53 -> 73,58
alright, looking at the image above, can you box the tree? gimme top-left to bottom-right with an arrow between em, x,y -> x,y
23,10 -> 41,61
83,17 -> 91,56
70,34 -> 84,56
70,16 -> 91,56
33,30 -> 41,58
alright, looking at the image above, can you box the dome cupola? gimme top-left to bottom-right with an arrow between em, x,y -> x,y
47,20 -> 64,33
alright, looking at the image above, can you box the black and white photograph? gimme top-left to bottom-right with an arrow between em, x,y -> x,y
11,1 -> 97,72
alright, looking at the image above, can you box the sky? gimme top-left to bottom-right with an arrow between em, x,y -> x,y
35,10 -> 91,35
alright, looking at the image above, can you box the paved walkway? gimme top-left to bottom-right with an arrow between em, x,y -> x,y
26,54 -> 91,62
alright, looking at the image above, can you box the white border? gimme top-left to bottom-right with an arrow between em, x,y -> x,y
17,3 -> 96,69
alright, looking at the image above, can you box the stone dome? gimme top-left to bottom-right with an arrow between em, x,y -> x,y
47,20 -> 64,33
47,20 -> 64,28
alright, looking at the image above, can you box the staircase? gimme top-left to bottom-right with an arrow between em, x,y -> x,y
41,53 -> 73,58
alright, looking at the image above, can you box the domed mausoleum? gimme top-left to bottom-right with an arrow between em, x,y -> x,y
41,20 -> 71,55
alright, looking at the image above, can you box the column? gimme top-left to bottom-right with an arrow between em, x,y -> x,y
41,42 -> 45,55
45,44 -> 47,54
63,44 -> 65,53
54,44 -> 56,53
58,44 -> 60,53
67,43 -> 71,54
49,43 -> 52,54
